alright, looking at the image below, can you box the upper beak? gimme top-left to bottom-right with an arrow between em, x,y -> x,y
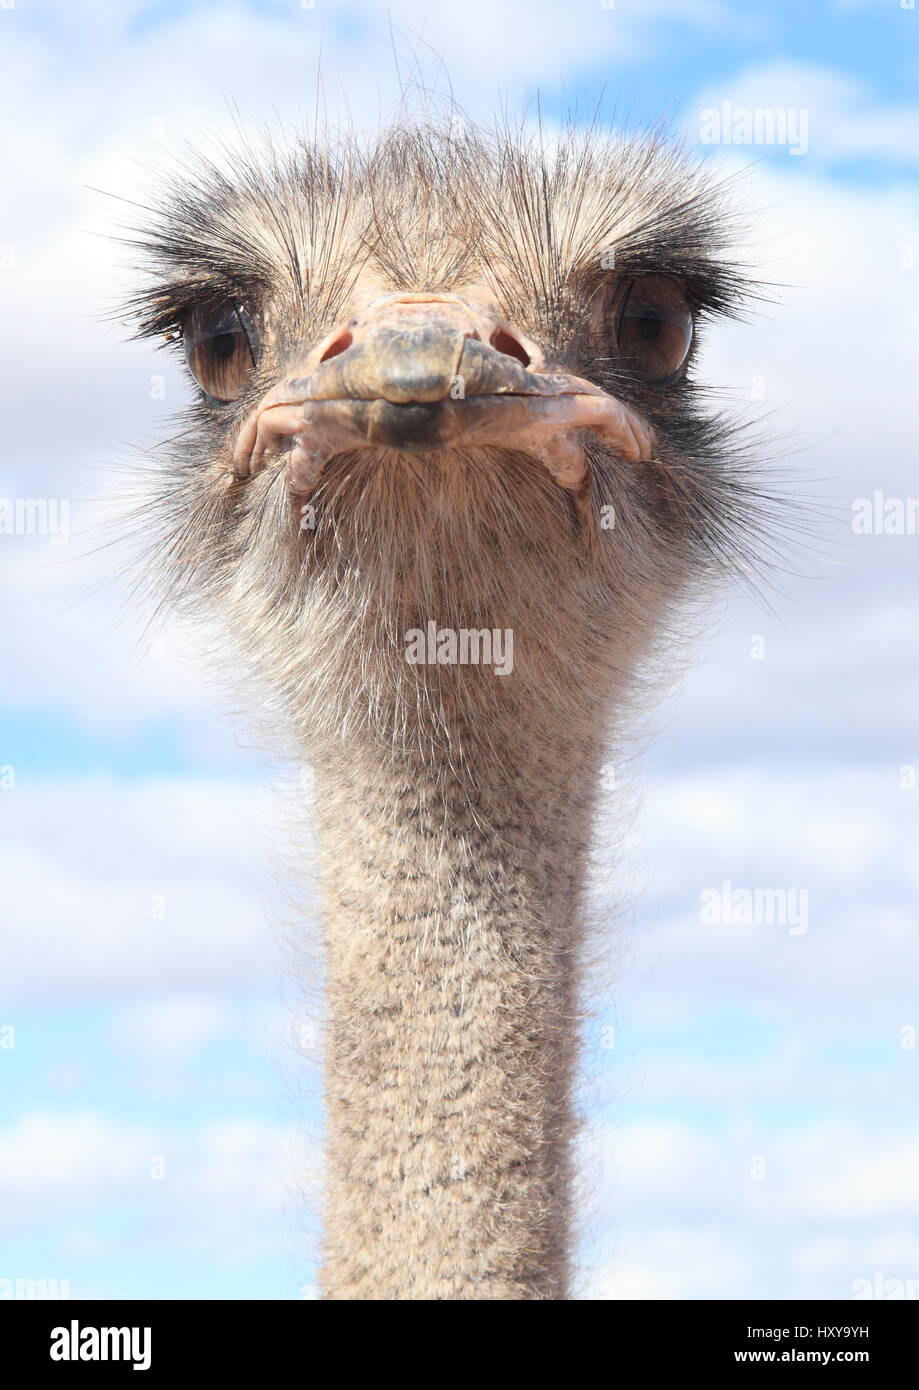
233,297 -> 655,495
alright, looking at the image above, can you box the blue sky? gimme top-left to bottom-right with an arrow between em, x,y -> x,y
1,0 -> 918,1300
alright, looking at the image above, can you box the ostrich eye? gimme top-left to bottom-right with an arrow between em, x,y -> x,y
615,276 -> 693,385
183,301 -> 259,403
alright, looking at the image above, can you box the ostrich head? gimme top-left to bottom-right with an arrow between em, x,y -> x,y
129,122 -> 753,762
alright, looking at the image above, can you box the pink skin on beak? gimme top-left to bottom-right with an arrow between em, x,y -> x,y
231,295 -> 656,499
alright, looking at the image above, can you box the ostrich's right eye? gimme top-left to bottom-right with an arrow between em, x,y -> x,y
183,302 -> 259,403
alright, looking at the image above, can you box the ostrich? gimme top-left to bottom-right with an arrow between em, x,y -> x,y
124,119 -> 770,1301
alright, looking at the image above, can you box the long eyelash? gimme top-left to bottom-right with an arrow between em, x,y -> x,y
119,275 -> 266,345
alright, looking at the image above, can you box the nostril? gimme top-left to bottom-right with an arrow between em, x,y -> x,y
490,328 -> 530,368
320,331 -> 353,363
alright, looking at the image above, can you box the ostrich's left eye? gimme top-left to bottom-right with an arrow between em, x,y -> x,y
183,301 -> 259,403
615,276 -> 692,385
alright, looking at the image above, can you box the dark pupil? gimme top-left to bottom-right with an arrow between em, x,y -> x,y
637,315 -> 662,342
212,330 -> 238,359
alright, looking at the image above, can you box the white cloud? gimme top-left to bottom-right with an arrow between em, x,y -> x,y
602,761 -> 919,1038
109,993 -> 233,1056
0,1109 -> 312,1276
587,1227 -> 750,1300
0,777 -> 311,1001
621,1048 -> 916,1111
790,1126 -> 919,1220
692,60 -> 919,165
580,1117 -> 919,1298
0,545 -> 227,732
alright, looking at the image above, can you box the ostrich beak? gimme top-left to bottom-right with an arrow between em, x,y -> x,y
233,296 -> 655,495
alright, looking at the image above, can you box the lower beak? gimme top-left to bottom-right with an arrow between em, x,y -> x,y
233,318 -> 655,495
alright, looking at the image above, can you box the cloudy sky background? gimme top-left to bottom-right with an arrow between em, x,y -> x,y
1,0 -> 917,1299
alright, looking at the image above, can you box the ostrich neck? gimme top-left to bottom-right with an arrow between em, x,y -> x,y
313,713 -> 602,1301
